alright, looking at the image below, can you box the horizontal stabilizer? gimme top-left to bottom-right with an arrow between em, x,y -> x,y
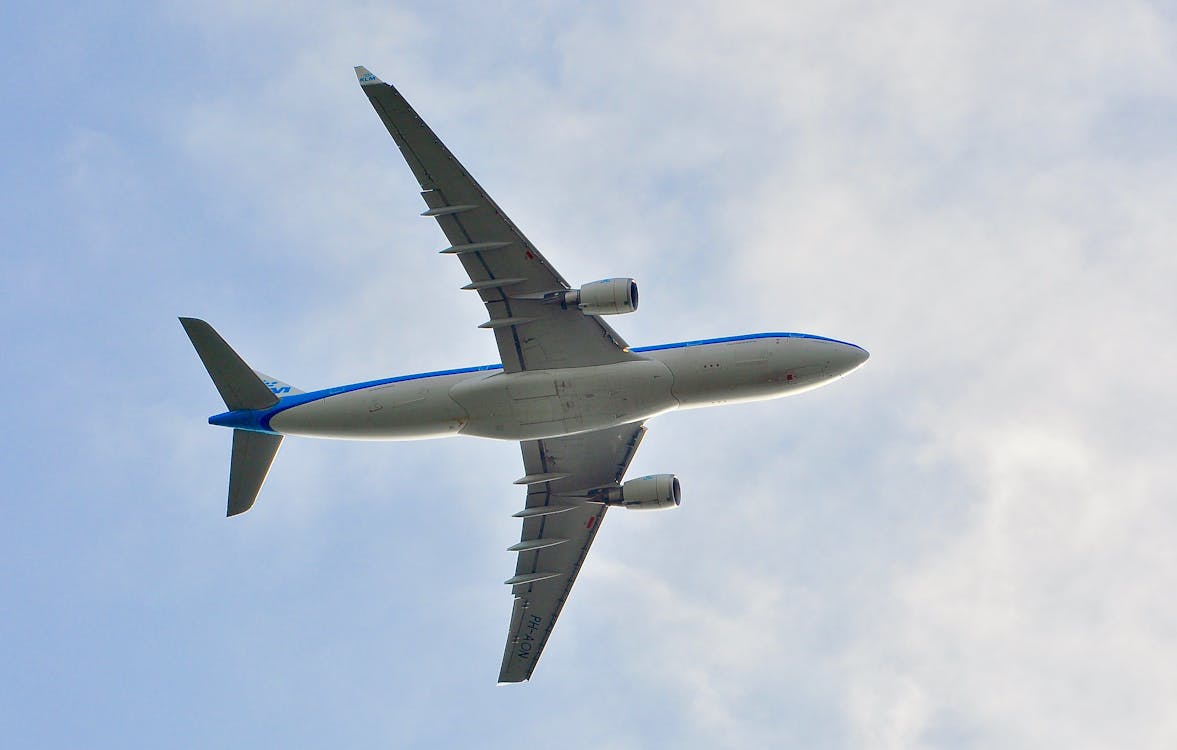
228,429 -> 282,516
180,318 -> 278,411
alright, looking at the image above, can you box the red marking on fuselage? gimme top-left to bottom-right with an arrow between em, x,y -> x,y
585,516 -> 596,529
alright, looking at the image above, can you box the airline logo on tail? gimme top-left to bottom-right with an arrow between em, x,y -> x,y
263,380 -> 293,396
253,371 -> 303,397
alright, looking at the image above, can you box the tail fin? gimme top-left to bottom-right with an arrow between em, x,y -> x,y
179,317 -> 284,516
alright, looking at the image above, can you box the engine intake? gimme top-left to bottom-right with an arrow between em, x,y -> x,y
600,474 -> 681,511
560,278 -> 638,315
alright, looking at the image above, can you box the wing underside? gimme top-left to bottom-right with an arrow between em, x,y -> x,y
355,66 -> 637,373
499,422 -> 646,683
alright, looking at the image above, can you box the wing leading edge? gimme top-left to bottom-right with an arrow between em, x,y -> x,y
499,422 -> 646,683
355,66 -> 637,373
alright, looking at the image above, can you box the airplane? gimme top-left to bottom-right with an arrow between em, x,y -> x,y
180,66 -> 869,684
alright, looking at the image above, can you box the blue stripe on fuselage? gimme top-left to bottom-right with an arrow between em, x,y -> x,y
207,332 -> 854,433
208,363 -> 503,434
630,331 -> 864,353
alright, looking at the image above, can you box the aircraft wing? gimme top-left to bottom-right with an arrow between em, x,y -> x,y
356,66 -> 638,373
499,421 -> 646,683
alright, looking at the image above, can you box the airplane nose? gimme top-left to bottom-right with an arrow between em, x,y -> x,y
832,342 -> 869,375
851,343 -> 869,365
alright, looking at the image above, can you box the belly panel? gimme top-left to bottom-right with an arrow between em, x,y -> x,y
451,359 -> 677,440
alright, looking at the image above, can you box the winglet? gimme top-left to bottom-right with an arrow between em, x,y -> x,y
354,66 -> 383,86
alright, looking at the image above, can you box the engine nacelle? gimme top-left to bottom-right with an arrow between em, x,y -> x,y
562,278 -> 638,315
601,474 -> 681,511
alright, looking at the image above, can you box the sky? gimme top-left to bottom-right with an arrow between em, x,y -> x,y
4,1 -> 1177,747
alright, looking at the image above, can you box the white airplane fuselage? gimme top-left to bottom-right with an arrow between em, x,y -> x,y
211,333 -> 868,442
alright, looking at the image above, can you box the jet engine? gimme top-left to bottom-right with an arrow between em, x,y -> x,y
559,278 -> 638,315
600,474 -> 681,511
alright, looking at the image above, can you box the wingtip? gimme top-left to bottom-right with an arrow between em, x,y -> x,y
354,66 -> 383,86
178,316 -> 208,337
